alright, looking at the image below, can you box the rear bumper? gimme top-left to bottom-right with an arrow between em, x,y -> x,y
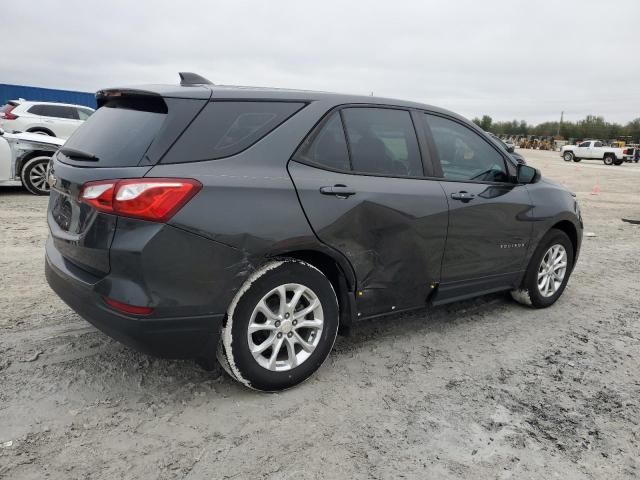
45,238 -> 223,360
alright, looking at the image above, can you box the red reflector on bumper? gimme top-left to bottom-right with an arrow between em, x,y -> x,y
103,297 -> 153,315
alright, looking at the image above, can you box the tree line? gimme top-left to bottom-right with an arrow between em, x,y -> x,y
472,115 -> 640,142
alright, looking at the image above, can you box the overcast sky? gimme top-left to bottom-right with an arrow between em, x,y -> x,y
3,0 -> 639,124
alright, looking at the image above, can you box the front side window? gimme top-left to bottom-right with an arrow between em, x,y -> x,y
342,108 -> 423,177
579,141 -> 591,147
424,114 -> 508,182
59,106 -> 79,120
295,112 -> 350,171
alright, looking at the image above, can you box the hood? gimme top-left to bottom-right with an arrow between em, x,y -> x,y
1,130 -> 66,147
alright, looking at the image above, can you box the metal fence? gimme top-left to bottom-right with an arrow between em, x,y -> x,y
0,83 -> 96,108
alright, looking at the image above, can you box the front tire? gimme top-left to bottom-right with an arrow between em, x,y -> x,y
563,151 -> 574,162
511,229 -> 574,308
21,156 -> 51,195
603,154 -> 614,165
220,259 -> 339,391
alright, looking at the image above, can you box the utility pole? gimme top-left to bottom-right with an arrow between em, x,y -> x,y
557,111 -> 563,137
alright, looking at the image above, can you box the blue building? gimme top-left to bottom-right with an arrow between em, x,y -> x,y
0,83 -> 96,109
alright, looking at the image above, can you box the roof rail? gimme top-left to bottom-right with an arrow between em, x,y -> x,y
179,72 -> 214,86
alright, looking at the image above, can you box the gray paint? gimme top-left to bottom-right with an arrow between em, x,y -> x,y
45,82 -> 583,360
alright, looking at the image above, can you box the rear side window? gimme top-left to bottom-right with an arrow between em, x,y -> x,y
28,104 -> 53,116
29,104 -> 78,119
342,108 -> 423,177
295,112 -> 351,171
164,101 -> 305,163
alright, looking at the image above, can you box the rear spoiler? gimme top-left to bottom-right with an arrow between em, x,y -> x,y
95,73 -> 214,108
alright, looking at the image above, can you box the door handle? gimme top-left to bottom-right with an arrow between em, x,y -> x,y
320,185 -> 356,198
450,191 -> 475,202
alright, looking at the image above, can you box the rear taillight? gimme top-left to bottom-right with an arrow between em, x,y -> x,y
80,178 -> 202,222
2,105 -> 18,120
623,148 -> 631,155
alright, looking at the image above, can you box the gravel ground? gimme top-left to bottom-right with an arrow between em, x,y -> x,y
1,150 -> 639,479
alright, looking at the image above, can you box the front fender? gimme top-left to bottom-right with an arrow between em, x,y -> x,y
524,180 -> 583,265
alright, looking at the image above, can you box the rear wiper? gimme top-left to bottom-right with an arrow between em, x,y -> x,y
59,147 -> 100,161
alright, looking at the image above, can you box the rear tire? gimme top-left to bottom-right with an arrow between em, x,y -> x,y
26,128 -> 55,137
220,259 -> 339,391
511,229 -> 574,309
563,152 -> 574,162
21,156 -> 51,195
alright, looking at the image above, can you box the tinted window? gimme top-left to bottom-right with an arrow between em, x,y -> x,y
295,112 -> 350,171
579,141 -> 590,147
77,108 -> 93,120
29,104 -> 78,119
342,108 -> 422,177
28,104 -> 51,116
60,105 -> 166,167
594,141 -> 603,147
166,101 -> 305,162
425,114 -> 508,182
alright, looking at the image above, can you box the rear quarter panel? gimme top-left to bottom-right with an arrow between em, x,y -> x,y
146,100 -> 357,307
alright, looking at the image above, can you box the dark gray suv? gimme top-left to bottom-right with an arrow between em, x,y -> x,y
45,73 -> 582,391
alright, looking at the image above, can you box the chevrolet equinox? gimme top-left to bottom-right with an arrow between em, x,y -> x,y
45,73 -> 583,391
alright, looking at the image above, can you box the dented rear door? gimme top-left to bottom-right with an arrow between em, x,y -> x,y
289,161 -> 448,318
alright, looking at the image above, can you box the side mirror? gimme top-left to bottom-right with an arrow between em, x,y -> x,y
507,145 -> 515,153
517,164 -> 540,184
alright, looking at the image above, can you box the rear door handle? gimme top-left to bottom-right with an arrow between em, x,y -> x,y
320,185 -> 356,198
450,191 -> 475,202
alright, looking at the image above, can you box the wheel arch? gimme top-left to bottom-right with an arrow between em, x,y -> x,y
269,249 -> 357,328
550,220 -> 578,264
17,150 -> 53,175
26,127 -> 55,136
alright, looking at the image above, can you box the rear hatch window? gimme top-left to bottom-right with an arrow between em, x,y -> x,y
58,97 -> 166,167
56,92 -> 209,167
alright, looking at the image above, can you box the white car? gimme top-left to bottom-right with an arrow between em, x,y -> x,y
560,140 -> 632,166
0,127 -> 64,195
504,139 -> 516,150
0,100 -> 94,139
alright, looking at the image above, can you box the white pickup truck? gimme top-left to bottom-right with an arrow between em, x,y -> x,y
560,140 -> 632,165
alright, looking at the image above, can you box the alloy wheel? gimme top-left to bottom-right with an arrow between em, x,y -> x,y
248,283 -> 324,372
537,244 -> 567,297
29,161 -> 50,193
